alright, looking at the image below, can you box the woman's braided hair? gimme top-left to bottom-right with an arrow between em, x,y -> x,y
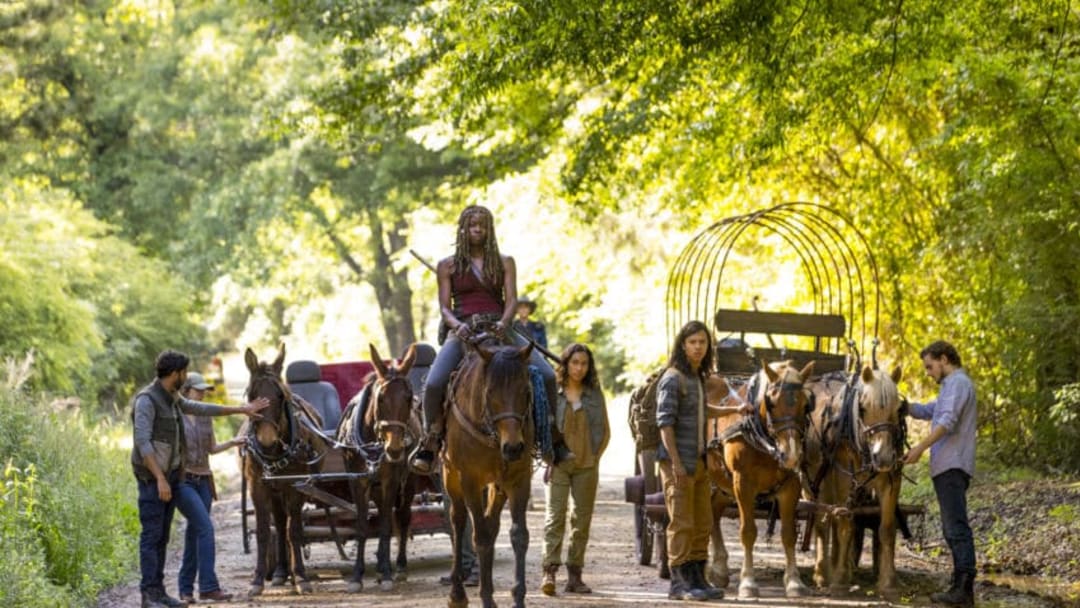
453,205 -> 504,289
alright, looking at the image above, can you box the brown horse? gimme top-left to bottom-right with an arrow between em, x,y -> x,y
336,344 -> 420,593
705,360 -> 815,599
443,336 -> 535,608
806,364 -> 904,597
242,344 -> 328,596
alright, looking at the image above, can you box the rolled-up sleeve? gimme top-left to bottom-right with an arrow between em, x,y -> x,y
909,400 -> 935,420
133,395 -> 157,458
656,373 -> 680,429
179,397 -> 229,417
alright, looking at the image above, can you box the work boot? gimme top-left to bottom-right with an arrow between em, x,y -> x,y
541,564 -> 558,596
668,563 -> 708,601
564,565 -> 592,594
688,560 -> 723,600
930,571 -> 974,606
140,593 -> 166,608
142,589 -> 187,608
410,423 -> 442,474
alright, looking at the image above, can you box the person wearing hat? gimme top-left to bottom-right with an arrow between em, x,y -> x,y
515,296 -> 548,349
175,372 -> 245,604
131,350 -> 268,608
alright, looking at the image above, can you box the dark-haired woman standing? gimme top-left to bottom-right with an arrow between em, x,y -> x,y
540,343 -> 609,596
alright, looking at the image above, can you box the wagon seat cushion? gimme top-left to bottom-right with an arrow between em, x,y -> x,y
286,360 -> 342,433
405,343 -> 437,405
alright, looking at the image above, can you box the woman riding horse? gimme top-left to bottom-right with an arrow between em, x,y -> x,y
411,204 -> 569,473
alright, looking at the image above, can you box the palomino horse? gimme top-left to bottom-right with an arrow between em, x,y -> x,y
242,344 -> 329,596
336,344 -> 420,593
443,334 -> 535,608
806,364 -> 905,597
705,360 -> 815,599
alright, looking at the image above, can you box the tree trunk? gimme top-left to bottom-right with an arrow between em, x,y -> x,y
366,209 -> 417,356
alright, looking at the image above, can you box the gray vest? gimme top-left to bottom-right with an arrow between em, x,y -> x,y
130,381 -> 186,481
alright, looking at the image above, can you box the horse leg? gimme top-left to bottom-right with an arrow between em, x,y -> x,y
287,494 -> 312,594
375,482 -> 396,591
778,482 -> 808,597
812,510 -> 830,588
269,495 -> 290,586
347,478 -> 369,593
446,473 -> 469,608
875,477 -> 901,599
249,477 -> 270,597
394,477 -> 415,582
507,479 -> 530,608
475,485 -> 506,608
734,476 -> 760,599
708,495 -> 730,589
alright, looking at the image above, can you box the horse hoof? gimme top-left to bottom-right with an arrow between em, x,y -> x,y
247,585 -> 264,598
738,582 -> 760,598
346,581 -> 363,594
295,581 -> 314,594
270,576 -> 287,587
380,580 -> 395,592
394,570 -> 408,583
878,586 -> 899,601
448,600 -> 469,608
707,566 -> 729,589
786,581 -> 810,597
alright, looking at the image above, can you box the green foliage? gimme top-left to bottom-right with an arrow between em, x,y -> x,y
0,380 -> 138,606
0,179 -> 205,405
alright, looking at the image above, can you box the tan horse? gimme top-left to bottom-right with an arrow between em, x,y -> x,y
337,344 -> 419,593
242,344 -> 328,596
705,360 -> 815,599
806,364 -> 904,598
443,336 -> 535,608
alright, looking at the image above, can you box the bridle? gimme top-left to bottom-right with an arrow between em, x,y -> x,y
448,337 -> 531,450
244,371 -> 322,475
366,375 -> 416,463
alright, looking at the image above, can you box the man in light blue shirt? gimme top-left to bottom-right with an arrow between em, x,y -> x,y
903,340 -> 977,607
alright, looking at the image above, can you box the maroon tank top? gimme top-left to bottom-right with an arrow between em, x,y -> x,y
452,267 -> 504,317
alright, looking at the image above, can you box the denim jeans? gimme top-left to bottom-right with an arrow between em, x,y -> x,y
933,468 -> 976,576
137,470 -> 180,593
176,475 -> 221,595
422,331 -> 556,430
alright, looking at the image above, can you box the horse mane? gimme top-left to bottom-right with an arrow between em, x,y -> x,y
485,348 -> 529,383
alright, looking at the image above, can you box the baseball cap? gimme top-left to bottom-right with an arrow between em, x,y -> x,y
183,372 -> 214,391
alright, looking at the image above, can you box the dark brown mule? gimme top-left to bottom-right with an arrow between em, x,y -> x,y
443,335 -> 535,608
242,344 -> 328,597
806,364 -> 904,598
337,344 -> 420,593
705,360 -> 815,598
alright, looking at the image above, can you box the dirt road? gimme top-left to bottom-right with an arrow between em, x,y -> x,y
98,400 -> 1065,608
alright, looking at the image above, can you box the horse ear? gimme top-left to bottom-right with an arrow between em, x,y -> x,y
861,364 -> 875,384
398,343 -> 417,375
762,359 -> 780,383
890,364 -> 902,384
799,360 -> 816,380
369,344 -> 389,378
273,343 -> 286,375
244,348 -> 258,375
517,343 -> 534,361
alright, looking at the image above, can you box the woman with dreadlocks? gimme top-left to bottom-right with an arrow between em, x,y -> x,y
411,205 -> 570,474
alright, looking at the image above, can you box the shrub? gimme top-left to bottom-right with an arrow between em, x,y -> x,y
0,381 -> 138,606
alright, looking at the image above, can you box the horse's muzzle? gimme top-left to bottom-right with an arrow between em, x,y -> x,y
501,441 -> 525,462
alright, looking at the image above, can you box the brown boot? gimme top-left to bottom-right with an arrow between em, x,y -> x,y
564,565 -> 592,594
541,564 -> 558,596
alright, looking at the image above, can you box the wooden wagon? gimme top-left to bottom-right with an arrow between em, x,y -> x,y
624,203 -> 924,578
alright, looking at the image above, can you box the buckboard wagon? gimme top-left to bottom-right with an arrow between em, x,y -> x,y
624,203 -> 925,579
241,346 -> 451,558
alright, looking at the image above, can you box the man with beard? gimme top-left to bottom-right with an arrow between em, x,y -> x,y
131,350 -> 268,608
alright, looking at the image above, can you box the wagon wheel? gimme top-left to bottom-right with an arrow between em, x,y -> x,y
634,449 -> 658,566
655,515 -> 670,579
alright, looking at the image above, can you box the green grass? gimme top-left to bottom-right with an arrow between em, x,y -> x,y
0,387 -> 139,606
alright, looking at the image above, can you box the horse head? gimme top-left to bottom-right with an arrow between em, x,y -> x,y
758,359 -> 816,471
244,343 -> 289,449
856,364 -> 904,473
365,343 -> 417,462
477,341 -> 534,463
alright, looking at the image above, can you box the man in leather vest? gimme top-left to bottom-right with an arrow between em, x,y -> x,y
131,350 -> 268,608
